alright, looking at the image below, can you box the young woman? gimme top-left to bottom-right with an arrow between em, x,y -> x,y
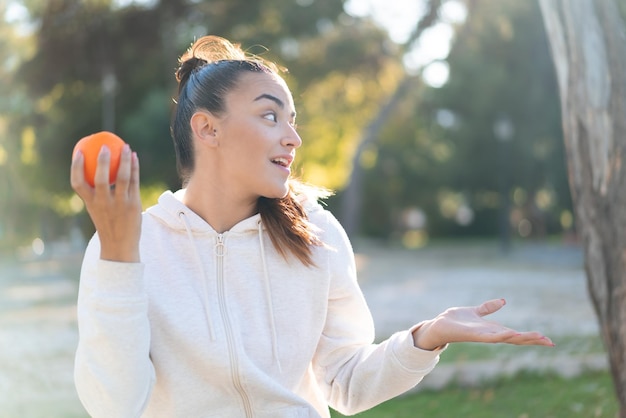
70,35 -> 553,418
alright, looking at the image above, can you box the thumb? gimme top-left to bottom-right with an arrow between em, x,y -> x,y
476,298 -> 506,317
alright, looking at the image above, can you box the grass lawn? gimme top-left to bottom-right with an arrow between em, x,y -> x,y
438,335 -> 606,364
331,371 -> 618,418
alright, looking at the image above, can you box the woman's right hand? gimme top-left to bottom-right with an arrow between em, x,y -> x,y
71,144 -> 142,262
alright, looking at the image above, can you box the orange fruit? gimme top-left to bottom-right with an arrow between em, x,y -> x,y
73,131 -> 126,187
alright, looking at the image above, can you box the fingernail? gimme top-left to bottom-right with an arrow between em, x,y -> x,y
100,145 -> 110,155
123,143 -> 130,154
73,150 -> 83,161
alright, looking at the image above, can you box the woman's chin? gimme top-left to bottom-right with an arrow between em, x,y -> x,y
263,186 -> 290,200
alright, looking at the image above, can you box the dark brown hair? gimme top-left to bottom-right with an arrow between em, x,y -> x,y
172,35 -> 327,266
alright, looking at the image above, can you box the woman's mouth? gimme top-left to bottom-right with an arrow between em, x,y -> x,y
271,157 -> 290,167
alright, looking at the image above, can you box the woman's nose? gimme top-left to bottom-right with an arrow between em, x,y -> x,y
282,125 -> 302,149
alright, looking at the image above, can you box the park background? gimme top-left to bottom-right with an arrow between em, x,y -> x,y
0,0 -> 619,417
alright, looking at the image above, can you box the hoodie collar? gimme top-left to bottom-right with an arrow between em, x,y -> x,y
147,189 -> 262,235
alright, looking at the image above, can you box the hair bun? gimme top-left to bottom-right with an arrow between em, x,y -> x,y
175,56 -> 208,85
175,36 -> 246,85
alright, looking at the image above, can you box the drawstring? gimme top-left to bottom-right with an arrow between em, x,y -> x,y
177,211 -> 280,370
178,211 -> 216,341
258,220 -> 282,373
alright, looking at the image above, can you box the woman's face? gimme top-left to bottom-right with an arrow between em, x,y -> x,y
212,71 -> 302,201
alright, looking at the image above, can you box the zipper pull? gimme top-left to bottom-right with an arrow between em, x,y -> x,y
215,234 -> 226,257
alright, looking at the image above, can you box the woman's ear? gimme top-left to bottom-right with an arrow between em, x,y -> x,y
190,110 -> 219,147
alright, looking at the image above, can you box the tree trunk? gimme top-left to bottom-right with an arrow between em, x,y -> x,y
340,76 -> 416,236
539,0 -> 626,414
339,0 -> 442,237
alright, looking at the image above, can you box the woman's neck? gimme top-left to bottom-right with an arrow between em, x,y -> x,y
182,178 -> 258,233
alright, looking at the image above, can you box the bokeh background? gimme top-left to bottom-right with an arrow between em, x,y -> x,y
0,0 -> 617,417
0,0 -> 572,249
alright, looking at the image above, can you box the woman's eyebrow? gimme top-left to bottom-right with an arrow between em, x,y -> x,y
254,93 -> 284,108
254,93 -> 296,118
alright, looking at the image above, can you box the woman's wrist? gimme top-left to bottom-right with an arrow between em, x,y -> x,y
100,244 -> 140,263
411,320 -> 446,351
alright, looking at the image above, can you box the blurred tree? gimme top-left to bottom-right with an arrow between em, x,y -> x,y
0,1 -> 39,251
429,0 -> 568,240
358,0 -> 569,242
4,0 -> 570,249
539,0 -> 626,414
340,0 -> 442,237
293,22 -> 404,191
6,0 -> 400,243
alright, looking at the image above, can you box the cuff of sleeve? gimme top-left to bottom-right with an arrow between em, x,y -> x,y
391,323 -> 447,373
95,259 -> 145,297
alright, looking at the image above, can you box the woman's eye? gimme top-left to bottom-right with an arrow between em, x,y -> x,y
263,113 -> 277,122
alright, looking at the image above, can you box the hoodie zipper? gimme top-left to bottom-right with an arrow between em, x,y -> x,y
215,233 -> 253,418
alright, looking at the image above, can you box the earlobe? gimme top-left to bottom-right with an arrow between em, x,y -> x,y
190,111 -> 219,147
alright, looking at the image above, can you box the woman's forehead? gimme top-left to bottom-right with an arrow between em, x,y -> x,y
233,72 -> 294,108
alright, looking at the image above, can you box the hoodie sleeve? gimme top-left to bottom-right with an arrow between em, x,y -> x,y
74,234 -> 155,418
311,210 -> 444,416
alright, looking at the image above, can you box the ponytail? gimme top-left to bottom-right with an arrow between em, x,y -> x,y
258,182 -> 331,267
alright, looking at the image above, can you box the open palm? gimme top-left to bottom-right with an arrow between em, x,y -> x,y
412,299 -> 554,350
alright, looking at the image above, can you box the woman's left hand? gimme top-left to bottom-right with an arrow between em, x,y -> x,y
412,298 -> 554,350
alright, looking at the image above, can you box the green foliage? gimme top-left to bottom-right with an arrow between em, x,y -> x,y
1,0 -> 572,246
295,48 -> 405,189
433,1 -> 569,235
360,0 -> 570,240
618,0 -> 626,23
3,0 -> 402,243
0,1 -> 40,248
119,88 -> 178,188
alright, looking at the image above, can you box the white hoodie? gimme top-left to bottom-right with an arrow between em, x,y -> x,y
74,189 -> 443,418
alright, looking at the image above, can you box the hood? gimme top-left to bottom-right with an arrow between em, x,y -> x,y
147,189 -> 325,235
146,189 -> 262,235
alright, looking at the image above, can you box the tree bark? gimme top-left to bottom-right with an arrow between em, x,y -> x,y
539,0 -> 626,414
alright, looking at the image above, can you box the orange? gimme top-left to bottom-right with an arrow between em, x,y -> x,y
73,131 -> 126,187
